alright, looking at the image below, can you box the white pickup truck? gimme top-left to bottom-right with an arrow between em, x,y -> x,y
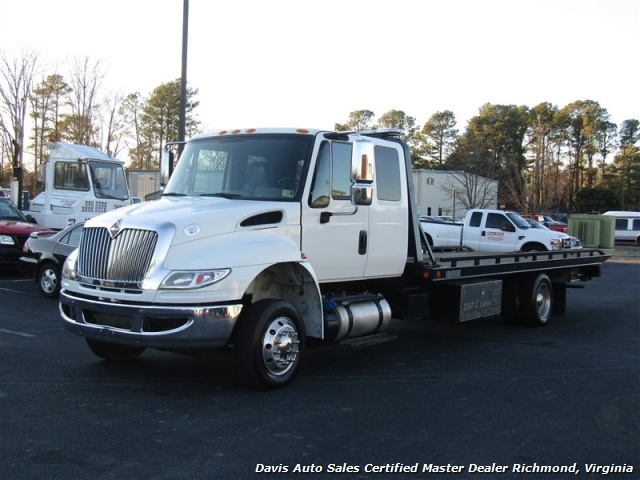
420,209 -> 573,252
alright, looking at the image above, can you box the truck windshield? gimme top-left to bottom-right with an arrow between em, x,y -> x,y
163,134 -> 315,201
506,212 -> 531,229
88,161 -> 129,200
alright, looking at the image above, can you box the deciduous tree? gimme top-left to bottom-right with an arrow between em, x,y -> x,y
61,56 -> 105,146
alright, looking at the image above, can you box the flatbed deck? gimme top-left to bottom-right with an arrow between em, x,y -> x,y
422,248 -> 610,281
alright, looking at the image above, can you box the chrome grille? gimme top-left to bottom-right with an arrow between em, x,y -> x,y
78,227 -> 158,282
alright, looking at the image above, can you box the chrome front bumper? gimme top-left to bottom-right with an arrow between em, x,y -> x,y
59,289 -> 242,349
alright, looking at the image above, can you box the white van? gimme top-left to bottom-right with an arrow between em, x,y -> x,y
604,211 -> 640,244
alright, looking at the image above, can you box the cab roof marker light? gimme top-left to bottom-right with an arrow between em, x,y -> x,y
296,129 -> 309,134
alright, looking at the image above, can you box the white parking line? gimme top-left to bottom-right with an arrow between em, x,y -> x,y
0,328 -> 35,338
0,287 -> 41,297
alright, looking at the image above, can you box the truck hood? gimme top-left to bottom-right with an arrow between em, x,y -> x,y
85,196 -> 297,245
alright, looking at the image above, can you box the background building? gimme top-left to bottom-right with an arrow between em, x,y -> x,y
413,170 -> 499,221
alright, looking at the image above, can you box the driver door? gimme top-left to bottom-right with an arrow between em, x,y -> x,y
300,140 -> 368,282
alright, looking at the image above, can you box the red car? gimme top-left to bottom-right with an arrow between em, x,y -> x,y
521,214 -> 568,233
0,198 -> 52,268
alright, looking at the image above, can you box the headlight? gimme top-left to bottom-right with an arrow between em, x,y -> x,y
0,235 -> 16,246
549,239 -> 562,250
160,269 -> 231,289
62,249 -> 79,280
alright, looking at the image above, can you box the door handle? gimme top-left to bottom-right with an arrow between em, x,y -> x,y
358,230 -> 367,255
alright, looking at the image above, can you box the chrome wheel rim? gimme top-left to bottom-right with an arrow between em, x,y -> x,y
536,283 -> 552,321
262,317 -> 300,376
40,268 -> 58,294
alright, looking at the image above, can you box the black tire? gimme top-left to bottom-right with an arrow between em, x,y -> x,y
37,263 -> 61,298
86,338 -> 145,362
520,273 -> 553,327
521,243 -> 546,253
234,299 -> 305,389
426,234 -> 433,247
501,276 -> 521,324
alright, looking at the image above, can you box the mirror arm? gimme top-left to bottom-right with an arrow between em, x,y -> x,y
319,205 -> 359,224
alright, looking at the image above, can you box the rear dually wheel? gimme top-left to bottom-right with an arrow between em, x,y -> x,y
520,273 -> 553,326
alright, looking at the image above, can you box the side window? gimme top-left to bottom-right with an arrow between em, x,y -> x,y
615,219 -> 627,230
486,213 -> 515,232
308,142 -> 331,208
54,162 -> 89,191
374,146 -> 401,201
61,225 -> 84,247
469,212 -> 483,227
331,142 -> 352,200
632,219 -> 640,231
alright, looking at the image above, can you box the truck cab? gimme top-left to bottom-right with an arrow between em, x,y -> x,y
24,141 -> 131,229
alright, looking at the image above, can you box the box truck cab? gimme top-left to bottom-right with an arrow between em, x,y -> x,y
24,141 -> 131,229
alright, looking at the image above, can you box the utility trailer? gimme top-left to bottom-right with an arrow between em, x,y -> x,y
59,128 -> 610,389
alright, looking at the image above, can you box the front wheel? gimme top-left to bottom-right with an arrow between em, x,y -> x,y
520,274 -> 553,326
521,243 -> 546,253
37,263 -> 61,298
234,299 -> 305,389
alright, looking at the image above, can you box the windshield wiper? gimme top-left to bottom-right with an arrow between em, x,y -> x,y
162,192 -> 187,197
98,193 -> 128,200
200,192 -> 241,199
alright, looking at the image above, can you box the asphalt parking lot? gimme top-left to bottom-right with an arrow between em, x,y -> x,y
0,246 -> 638,480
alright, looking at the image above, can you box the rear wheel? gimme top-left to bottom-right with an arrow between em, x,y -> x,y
37,263 -> 60,298
501,276 -> 521,324
86,339 -> 145,362
520,273 -> 553,326
234,299 -> 305,389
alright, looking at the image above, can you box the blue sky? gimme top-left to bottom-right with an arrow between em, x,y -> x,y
1,0 -> 639,133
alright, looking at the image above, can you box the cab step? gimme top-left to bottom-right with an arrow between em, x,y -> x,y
340,333 -> 397,347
